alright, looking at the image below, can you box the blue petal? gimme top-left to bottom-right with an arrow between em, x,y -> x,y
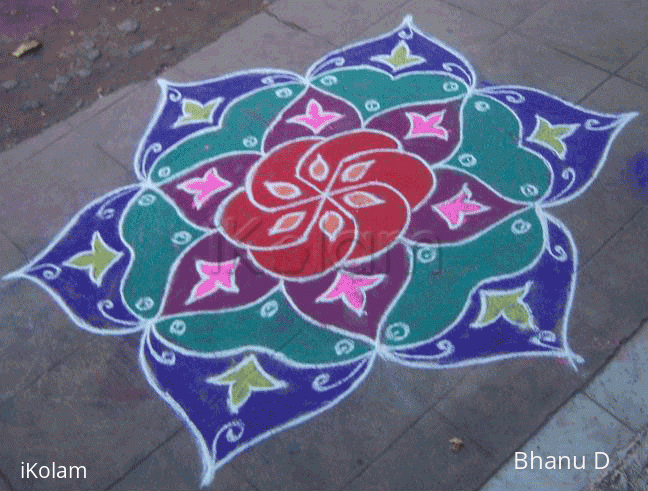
134,70 -> 303,180
307,15 -> 475,87
141,327 -> 374,486
5,186 -> 143,334
478,85 -> 638,205
385,213 -> 582,368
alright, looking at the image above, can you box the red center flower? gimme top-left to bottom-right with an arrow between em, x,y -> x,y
219,129 -> 435,278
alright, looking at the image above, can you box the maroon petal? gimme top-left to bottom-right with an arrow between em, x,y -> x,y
405,168 -> 527,244
264,87 -> 362,153
161,153 -> 259,228
161,232 -> 279,316
366,100 -> 462,166
283,242 -> 410,340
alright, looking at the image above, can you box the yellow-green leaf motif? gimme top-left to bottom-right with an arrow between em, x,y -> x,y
174,97 -> 224,127
472,282 -> 535,330
527,115 -> 580,160
206,355 -> 287,413
64,231 -> 122,286
370,41 -> 425,71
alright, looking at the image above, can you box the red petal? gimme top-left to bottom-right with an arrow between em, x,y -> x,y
250,201 -> 356,278
297,130 -> 400,191
334,184 -> 408,262
220,189 -> 318,249
249,138 -> 321,208
333,150 -> 434,211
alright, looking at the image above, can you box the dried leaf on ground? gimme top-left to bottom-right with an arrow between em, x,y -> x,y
450,437 -> 464,453
12,40 -> 42,58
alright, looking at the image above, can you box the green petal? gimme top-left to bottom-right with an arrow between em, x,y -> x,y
150,83 -> 306,182
444,94 -> 551,203
383,208 -> 544,346
156,292 -> 373,365
313,68 -> 467,120
121,191 -> 206,318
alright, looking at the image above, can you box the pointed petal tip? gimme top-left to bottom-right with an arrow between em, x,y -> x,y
199,467 -> 216,488
402,14 -> 414,25
1,269 -> 24,281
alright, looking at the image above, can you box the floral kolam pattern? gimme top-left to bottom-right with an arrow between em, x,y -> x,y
4,16 -> 637,486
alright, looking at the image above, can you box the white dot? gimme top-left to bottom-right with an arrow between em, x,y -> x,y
458,153 -> 477,167
417,247 -> 437,264
520,184 -> 539,197
365,99 -> 380,112
171,231 -> 192,245
275,87 -> 293,98
320,75 -> 338,86
260,300 -> 279,318
475,101 -> 490,112
511,219 -> 532,234
243,136 -> 258,148
135,297 -> 154,311
443,81 -> 459,92
170,320 -> 186,335
137,194 -> 156,206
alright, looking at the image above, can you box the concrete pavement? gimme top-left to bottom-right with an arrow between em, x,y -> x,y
1,0 -> 647,489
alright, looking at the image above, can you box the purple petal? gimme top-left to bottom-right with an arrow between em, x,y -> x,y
366,100 -> 462,165
5,186 -> 143,334
307,16 -> 475,87
161,232 -> 279,316
388,213 -> 580,368
263,87 -> 362,153
479,86 -> 637,205
284,243 -> 410,341
142,327 -> 373,486
406,169 -> 526,245
135,71 -> 302,180
160,153 -> 259,228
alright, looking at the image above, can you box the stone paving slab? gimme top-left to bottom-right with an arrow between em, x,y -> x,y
0,334 -> 181,491
0,233 -> 25,279
568,205 -> 648,379
467,31 -> 609,103
0,281 -> 92,405
108,429 -> 258,491
173,13 -> 335,81
435,357 -> 582,462
515,0 -> 648,72
0,122 -> 73,179
268,0 -> 410,47
71,81 -> 167,174
0,130 -> 132,258
481,393 -> 635,491
585,322 -> 648,432
354,0 -> 507,64
69,65 -> 189,174
437,0 -> 550,28
341,408 -> 496,491
231,358 -> 472,491
585,423 -> 648,491
619,46 -> 648,90
65,84 -> 141,130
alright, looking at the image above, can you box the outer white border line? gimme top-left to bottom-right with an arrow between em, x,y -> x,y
139,326 -> 376,487
1,185 -> 144,335
305,15 -> 477,88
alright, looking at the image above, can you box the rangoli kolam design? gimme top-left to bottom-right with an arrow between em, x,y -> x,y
4,16 -> 637,486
